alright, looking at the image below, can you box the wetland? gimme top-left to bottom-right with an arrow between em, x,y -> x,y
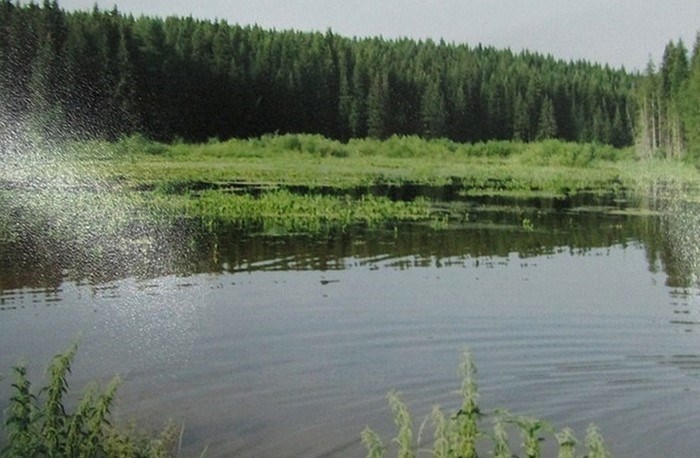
3,135 -> 700,456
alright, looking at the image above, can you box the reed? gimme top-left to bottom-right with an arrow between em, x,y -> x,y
362,351 -> 611,458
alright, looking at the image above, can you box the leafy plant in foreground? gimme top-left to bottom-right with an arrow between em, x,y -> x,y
1,344 -> 178,458
362,351 -> 611,457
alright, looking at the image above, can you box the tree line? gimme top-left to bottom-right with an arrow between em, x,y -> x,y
0,0 -> 691,152
636,37 -> 700,161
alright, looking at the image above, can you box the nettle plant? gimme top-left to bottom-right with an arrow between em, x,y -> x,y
362,351 -> 611,458
1,344 -> 181,458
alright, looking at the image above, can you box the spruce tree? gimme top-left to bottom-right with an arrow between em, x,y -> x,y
111,25 -> 140,136
536,96 -> 557,140
367,72 -> 389,139
512,92 -> 529,141
421,79 -> 447,139
0,0 -> 643,145
28,33 -> 65,139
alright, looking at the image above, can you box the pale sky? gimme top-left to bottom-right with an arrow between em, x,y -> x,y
56,0 -> 699,71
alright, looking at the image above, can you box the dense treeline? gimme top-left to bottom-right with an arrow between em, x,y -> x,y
636,35 -> 700,161
0,0 -> 649,147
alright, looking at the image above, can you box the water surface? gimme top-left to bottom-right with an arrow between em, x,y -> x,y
2,202 -> 700,457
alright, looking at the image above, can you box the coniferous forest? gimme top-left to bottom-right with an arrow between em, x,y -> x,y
0,0 -> 699,158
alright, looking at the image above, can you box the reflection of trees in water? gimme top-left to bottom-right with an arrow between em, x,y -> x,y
656,199 -> 700,288
3,188 -> 700,292
625,181 -> 700,288
0,191 -> 196,291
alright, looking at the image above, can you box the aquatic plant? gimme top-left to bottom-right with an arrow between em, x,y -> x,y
60,133 -> 700,239
153,190 -> 432,235
362,351 -> 611,458
1,344 -> 179,458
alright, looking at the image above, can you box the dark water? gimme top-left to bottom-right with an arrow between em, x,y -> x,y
2,198 -> 700,457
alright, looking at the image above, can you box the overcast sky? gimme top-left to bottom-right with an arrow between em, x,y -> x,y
56,0 -> 699,72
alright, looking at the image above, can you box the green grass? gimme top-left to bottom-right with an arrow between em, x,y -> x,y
363,351 -> 611,458
1,344 -> 182,458
4,133 -> 700,237
67,133 -> 700,198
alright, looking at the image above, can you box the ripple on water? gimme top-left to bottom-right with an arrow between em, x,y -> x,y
2,233 -> 700,456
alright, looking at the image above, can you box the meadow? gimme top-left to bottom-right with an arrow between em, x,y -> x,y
52,133 -> 700,236
77,133 -> 661,191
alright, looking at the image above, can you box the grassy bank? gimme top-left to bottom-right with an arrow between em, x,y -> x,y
73,134 -> 700,195
4,134 -> 700,236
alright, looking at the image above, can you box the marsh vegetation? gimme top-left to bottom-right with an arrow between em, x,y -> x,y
2,133 -> 697,243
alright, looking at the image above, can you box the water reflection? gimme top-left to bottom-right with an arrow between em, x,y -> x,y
0,196 -> 683,304
6,191 -> 700,349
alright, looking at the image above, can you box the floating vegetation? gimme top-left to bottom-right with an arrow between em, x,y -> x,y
4,134 -> 700,240
153,190 -> 432,235
521,217 -> 535,232
362,351 -> 611,458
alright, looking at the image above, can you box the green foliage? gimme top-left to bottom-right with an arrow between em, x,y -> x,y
490,418 -> 512,458
421,80 -> 447,139
585,424 -> 611,458
429,406 -> 450,458
521,217 -> 534,232
680,34 -> 700,161
154,179 -> 201,195
507,413 -> 554,458
536,97 -> 557,141
115,134 -> 168,156
387,392 -> 414,458
361,351 -> 611,458
30,133 -> 698,239
455,350 -> 480,458
1,344 -> 177,457
361,427 -> 386,458
1,2 -> 637,145
4,133 -> 700,244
